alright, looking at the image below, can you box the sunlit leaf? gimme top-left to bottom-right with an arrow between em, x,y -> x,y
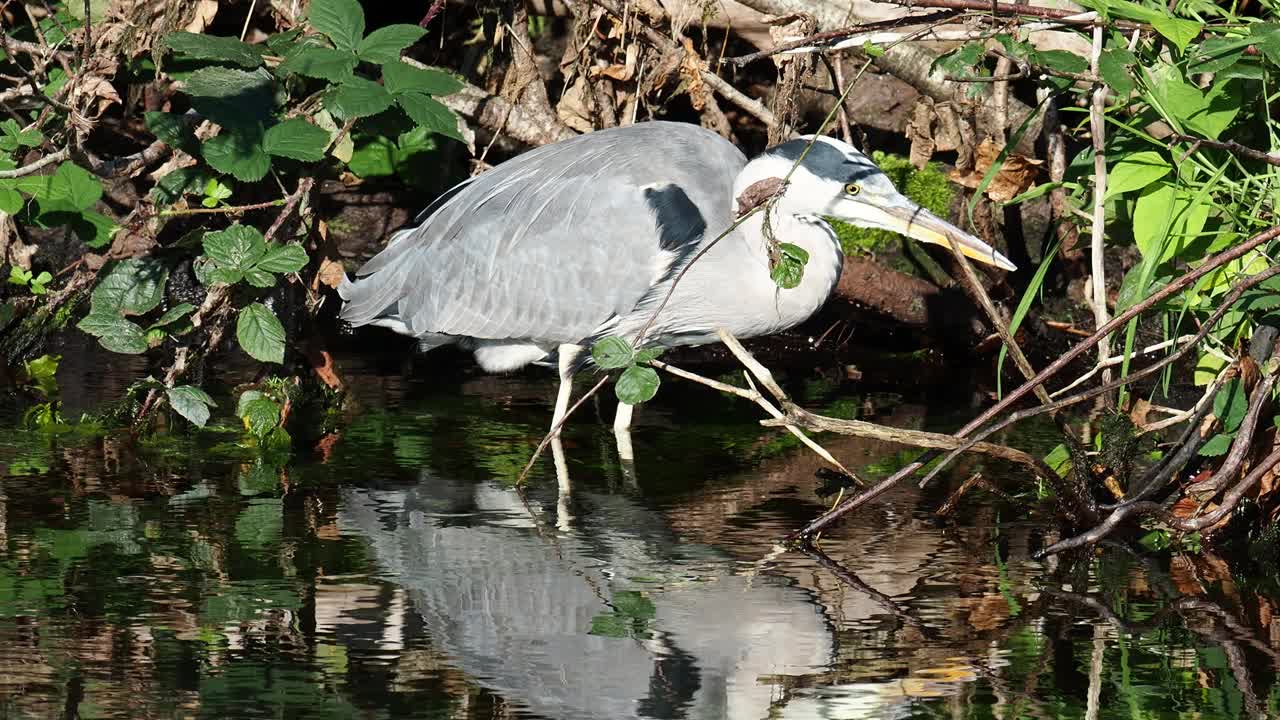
592,336 -> 634,369
167,385 -> 216,427
263,119 -> 330,161
308,0 -> 365,52
358,24 -> 426,64
324,77 -> 394,119
1105,151 -> 1170,199
237,302 -> 286,363
164,31 -> 263,68
381,61 -> 463,96
276,45 -> 358,82
91,258 -> 169,316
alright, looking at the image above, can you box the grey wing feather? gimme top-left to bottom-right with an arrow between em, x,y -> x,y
339,122 -> 746,345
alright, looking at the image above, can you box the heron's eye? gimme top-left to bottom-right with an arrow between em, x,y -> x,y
844,183 -> 861,196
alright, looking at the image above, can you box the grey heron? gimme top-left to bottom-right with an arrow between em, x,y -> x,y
339,121 -> 1015,435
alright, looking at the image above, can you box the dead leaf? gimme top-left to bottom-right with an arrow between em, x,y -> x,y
678,38 -> 706,111
1129,397 -> 1153,429
315,257 -> 347,290
949,138 -> 1043,203
73,75 -> 122,117
556,76 -> 595,133
184,0 -> 219,33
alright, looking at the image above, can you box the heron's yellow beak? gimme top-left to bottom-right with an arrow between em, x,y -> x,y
849,198 -> 1017,271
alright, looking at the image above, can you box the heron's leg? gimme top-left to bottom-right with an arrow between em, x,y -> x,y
550,343 -> 582,438
552,437 -> 573,531
613,401 -> 635,462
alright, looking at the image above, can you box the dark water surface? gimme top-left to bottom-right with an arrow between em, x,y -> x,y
1,346 -> 1277,719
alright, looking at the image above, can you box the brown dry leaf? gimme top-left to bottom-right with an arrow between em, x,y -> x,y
184,0 -> 219,33
949,138 -> 1044,203
556,76 -> 595,133
592,64 -> 632,82
315,257 -> 347,290
73,76 -> 122,118
678,38 -> 706,111
1171,495 -> 1211,520
1129,397 -> 1154,429
905,102 -> 936,168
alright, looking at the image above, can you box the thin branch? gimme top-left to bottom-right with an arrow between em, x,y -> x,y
1088,25 -> 1112,393
765,406 -> 1057,478
874,0 -> 1142,28
720,12 -> 959,66
653,357 -> 856,478
158,198 -> 287,217
789,223 -> 1280,541
1168,132 -> 1280,167
0,148 -> 70,178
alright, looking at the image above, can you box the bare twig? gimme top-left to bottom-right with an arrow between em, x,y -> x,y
874,0 -> 1142,28
1169,133 -> 1280,167
765,406 -> 1057,478
789,223 -> 1280,541
1087,25 -> 1112,392
652,357 -> 856,477
0,148 -> 70,178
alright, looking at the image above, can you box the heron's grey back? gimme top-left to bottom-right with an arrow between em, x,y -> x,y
339,122 -> 747,345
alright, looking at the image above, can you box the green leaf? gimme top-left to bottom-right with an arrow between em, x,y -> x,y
276,45 -> 358,82
266,28 -> 303,53
1199,433 -> 1233,457
149,303 -> 196,329
1189,36 -> 1249,74
1097,49 -> 1135,95
19,162 -> 103,212
592,336 -> 634,369
96,317 -> 149,354
381,61 -> 463,96
1131,181 -> 1209,263
164,31 -> 263,68
203,224 -> 267,276
256,243 -> 309,273
1150,16 -> 1202,52
262,119 -> 330,161
237,302 -> 286,363
235,499 -> 283,551
239,395 -> 282,437
91,258 -> 169,316
152,166 -> 210,204
395,92 -> 462,140
308,0 -> 365,52
0,119 -> 43,149
1036,49 -> 1088,74
325,77 -> 394,119
633,347 -> 663,364
244,268 -> 276,287
182,66 -> 276,127
202,127 -> 271,182
1213,378 -> 1247,433
615,365 -> 660,405
202,178 -> 233,208
145,111 -> 199,154
861,41 -> 885,58
75,210 -> 119,250
0,187 -> 22,214
358,24 -> 426,64
1105,151 -> 1170,199
770,242 -> 809,289
1146,65 -> 1239,140
167,385 -> 216,427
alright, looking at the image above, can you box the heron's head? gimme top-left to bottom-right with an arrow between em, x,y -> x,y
737,135 -> 1016,271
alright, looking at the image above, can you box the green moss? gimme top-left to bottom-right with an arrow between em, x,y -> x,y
830,152 -> 957,257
